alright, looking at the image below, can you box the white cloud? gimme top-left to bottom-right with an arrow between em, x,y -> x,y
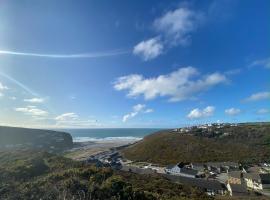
153,7 -> 204,46
55,112 -> 100,128
0,49 -> 128,59
9,96 -> 17,100
187,106 -> 215,119
0,82 -> 8,90
114,66 -> 227,102
122,104 -> 153,122
55,112 -> 78,121
133,6 -> 204,60
14,106 -> 48,117
225,108 -> 241,116
256,108 -> 269,115
133,37 -> 163,60
244,91 -> 270,102
24,98 -> 44,103
250,57 -> 270,69
0,82 -> 8,97
145,108 -> 154,113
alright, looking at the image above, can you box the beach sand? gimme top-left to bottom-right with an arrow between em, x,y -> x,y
64,140 -> 138,161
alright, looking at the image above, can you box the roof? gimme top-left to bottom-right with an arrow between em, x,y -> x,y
180,168 -> 198,176
164,174 -> 226,191
243,173 -> 261,182
206,162 -> 239,168
121,165 -> 155,175
166,164 -> 176,170
260,174 -> 270,184
230,184 -> 248,194
229,171 -> 242,179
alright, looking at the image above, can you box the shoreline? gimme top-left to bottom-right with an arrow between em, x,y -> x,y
65,139 -> 139,161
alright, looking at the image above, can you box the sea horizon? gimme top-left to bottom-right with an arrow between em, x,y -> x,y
60,128 -> 163,143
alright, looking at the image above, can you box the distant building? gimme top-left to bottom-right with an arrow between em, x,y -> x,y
165,174 -> 227,196
243,173 -> 262,191
228,171 -> 242,184
227,183 -> 249,196
165,163 -> 200,178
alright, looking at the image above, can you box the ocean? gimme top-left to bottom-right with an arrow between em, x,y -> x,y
62,128 -> 162,143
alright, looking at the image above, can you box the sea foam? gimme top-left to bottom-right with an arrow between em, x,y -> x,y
73,136 -> 142,143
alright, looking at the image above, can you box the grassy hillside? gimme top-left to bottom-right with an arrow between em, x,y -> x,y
0,150 -> 210,200
0,126 -> 73,152
122,123 -> 270,165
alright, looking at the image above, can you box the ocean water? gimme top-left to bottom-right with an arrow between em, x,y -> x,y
62,128 -> 162,143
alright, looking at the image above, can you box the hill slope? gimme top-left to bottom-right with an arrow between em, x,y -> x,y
122,123 -> 270,165
0,126 -> 73,152
0,150 -> 210,200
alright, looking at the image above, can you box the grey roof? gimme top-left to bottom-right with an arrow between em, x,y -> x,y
180,168 -> 198,176
206,162 -> 239,168
166,164 -> 177,170
164,174 -> 226,191
229,171 -> 242,179
121,166 -> 155,175
230,184 -> 248,194
243,173 -> 261,181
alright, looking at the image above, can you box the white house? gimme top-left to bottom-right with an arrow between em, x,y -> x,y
165,164 -> 199,178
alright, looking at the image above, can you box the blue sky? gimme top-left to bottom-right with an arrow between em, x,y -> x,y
0,0 -> 269,128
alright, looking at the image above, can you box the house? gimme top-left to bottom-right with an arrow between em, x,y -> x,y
216,173 -> 229,184
121,165 -> 155,175
180,167 -> 199,178
165,163 -> 200,178
164,174 -> 227,196
227,183 -> 249,196
165,164 -> 181,174
228,171 -> 242,184
243,173 -> 262,191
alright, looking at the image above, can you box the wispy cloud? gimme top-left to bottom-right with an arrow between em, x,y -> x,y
0,49 -> 129,59
122,104 -> 153,122
133,6 -> 204,60
133,37 -> 163,60
14,106 -> 48,117
0,81 -> 8,97
244,91 -> 270,102
153,7 -> 204,46
0,82 -> 8,90
55,112 -> 100,127
0,72 -> 38,96
225,108 -> 241,116
114,66 -> 227,102
256,108 -> 269,115
187,106 -> 215,119
24,98 -> 45,103
249,57 -> 270,69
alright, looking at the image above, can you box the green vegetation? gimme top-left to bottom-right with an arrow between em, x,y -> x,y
0,150 -> 210,200
122,123 -> 270,165
0,126 -> 73,152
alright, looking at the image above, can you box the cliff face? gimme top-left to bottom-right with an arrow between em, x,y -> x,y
0,126 -> 73,152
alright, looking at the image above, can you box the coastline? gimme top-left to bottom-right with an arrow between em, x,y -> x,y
65,138 -> 140,161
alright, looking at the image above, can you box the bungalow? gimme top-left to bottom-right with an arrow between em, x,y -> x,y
165,163 -> 200,178
164,174 -> 227,196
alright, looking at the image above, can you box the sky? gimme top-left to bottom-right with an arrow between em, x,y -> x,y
0,0 -> 269,128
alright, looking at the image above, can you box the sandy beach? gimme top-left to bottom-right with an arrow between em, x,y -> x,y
65,139 -> 139,161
